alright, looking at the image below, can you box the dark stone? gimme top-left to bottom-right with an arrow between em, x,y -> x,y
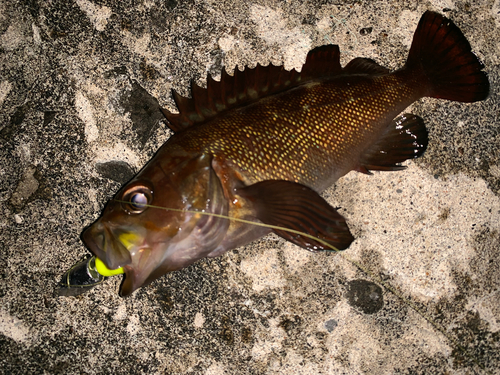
1,103 -> 29,141
43,111 -> 57,126
360,27 -> 373,35
95,161 -> 135,184
120,81 -> 164,148
324,319 -> 338,332
346,279 -> 384,314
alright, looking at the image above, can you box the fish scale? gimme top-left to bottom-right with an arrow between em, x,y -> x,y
169,73 -> 420,189
66,11 -> 489,297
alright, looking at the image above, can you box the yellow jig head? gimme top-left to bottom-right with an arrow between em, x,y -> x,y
95,257 -> 124,277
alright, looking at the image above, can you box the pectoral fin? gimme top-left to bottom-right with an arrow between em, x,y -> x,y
238,180 -> 354,251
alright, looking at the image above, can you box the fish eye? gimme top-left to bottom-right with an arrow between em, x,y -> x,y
121,185 -> 153,214
130,192 -> 148,210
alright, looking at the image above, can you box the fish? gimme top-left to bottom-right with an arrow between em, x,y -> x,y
79,11 -> 489,297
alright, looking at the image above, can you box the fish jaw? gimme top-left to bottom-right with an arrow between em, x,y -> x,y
118,203 -> 231,296
82,221 -> 167,294
119,212 -> 226,295
82,153 -> 230,296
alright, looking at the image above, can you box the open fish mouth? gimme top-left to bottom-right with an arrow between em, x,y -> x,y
82,222 -> 134,271
82,221 -> 164,296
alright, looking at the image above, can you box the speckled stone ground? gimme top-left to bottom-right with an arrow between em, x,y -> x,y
1,1 -> 499,374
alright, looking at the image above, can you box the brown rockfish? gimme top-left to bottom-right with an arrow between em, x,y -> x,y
82,11 -> 489,296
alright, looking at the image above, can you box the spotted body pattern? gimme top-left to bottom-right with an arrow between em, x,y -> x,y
170,73 -> 421,189
79,11 -> 488,296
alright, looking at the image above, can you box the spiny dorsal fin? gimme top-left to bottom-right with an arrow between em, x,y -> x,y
161,45 -> 343,133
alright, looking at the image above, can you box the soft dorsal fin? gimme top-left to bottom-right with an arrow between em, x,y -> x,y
161,45 -> 344,133
343,57 -> 390,75
300,44 -> 343,80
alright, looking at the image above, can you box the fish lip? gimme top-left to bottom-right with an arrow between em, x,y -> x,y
81,224 -> 102,258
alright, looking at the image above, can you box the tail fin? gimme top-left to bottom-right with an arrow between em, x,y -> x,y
405,11 -> 489,102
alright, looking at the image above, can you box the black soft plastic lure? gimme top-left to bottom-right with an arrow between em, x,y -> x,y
56,256 -> 106,296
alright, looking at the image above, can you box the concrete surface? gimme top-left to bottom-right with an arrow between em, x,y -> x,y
1,0 -> 499,374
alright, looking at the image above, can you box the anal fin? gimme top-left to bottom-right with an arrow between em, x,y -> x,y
238,180 -> 354,251
359,114 -> 428,172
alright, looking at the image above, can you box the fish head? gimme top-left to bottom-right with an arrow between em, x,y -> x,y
82,153 -> 229,296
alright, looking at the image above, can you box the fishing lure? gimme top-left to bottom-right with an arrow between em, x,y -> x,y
57,256 -> 123,296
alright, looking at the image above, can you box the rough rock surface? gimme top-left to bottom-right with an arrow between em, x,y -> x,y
1,1 -> 499,374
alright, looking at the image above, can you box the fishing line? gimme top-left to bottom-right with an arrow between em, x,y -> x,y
114,199 -> 488,373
